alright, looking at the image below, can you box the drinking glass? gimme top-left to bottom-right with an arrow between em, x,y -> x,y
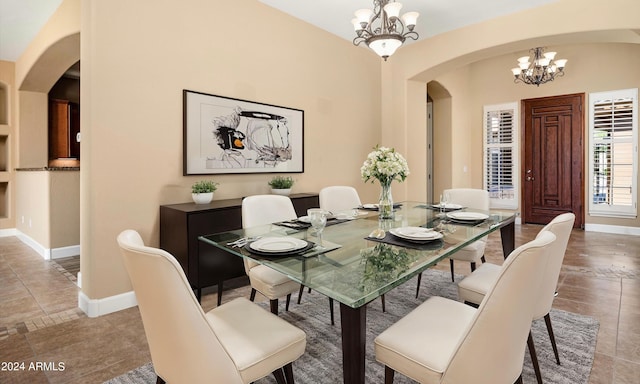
439,193 -> 449,215
307,208 -> 327,248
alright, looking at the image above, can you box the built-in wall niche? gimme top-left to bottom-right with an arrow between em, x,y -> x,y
0,83 -> 7,125
0,182 -> 7,219
0,135 -> 7,172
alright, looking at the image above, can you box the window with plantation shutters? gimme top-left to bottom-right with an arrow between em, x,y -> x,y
589,88 -> 638,217
483,102 -> 519,209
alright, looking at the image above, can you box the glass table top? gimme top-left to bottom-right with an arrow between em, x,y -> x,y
199,201 -> 516,309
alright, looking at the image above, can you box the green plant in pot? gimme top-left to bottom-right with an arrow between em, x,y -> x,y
191,180 -> 218,204
268,176 -> 294,196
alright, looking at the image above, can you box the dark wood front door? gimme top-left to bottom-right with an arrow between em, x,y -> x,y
522,94 -> 584,228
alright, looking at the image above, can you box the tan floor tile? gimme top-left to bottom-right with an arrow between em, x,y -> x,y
613,359 -> 640,384
0,296 -> 46,326
589,352 -> 615,384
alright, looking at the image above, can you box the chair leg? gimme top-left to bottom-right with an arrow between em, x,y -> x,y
449,259 -> 455,282
156,376 -> 166,384
384,365 -> 395,384
270,299 -> 279,315
481,254 -> 486,263
381,294 -> 386,313
415,272 -> 422,298
216,280 -> 223,306
544,313 -> 561,365
527,330 -> 543,384
272,367 -> 286,384
285,294 -> 291,311
283,362 -> 295,384
250,288 -> 257,302
329,298 -> 335,325
470,261 -> 477,272
297,284 -> 304,304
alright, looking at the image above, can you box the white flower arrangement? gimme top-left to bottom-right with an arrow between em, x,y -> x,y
360,146 -> 410,186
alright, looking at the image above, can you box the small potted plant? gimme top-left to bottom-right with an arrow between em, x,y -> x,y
191,180 -> 218,204
268,176 -> 294,196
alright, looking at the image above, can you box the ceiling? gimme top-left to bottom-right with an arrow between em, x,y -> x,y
0,0 -> 559,62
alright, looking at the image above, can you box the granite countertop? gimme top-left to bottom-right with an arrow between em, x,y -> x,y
15,167 -> 80,171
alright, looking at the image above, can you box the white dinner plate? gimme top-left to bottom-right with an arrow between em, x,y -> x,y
297,215 -> 311,223
362,203 -> 378,209
390,227 -> 443,241
249,237 -> 308,253
446,212 -> 489,222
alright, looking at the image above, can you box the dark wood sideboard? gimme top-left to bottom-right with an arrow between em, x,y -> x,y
159,193 -> 319,304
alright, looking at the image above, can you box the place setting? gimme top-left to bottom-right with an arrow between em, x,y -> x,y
365,225 -> 444,250
444,211 -> 490,225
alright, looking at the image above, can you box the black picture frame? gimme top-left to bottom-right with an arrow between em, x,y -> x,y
183,89 -> 304,175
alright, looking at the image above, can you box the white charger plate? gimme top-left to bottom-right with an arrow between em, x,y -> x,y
390,227 -> 443,241
446,212 -> 489,222
249,237 -> 308,253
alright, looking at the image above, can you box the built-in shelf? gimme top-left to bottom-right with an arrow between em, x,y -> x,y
0,135 -> 7,172
0,83 -> 7,125
0,181 -> 8,219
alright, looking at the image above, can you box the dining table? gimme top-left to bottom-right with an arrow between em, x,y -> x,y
199,201 -> 517,384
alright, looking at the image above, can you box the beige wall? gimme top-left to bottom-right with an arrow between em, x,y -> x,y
16,171 -> 50,246
441,42 -> 640,228
79,0 -> 382,299
50,171 -> 80,248
384,0 -> 640,224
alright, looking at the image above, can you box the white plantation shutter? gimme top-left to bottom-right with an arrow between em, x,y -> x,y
483,102 -> 519,209
589,88 -> 638,217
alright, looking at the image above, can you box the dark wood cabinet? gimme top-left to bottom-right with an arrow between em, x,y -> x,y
49,99 -> 80,160
160,193 -> 319,303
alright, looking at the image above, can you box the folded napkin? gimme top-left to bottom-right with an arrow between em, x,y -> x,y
365,232 -> 444,251
275,218 -> 352,230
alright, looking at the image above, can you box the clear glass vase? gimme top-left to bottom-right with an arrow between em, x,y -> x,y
378,181 -> 394,220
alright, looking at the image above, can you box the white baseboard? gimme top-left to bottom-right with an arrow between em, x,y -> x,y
78,290 -> 138,318
15,231 -> 51,259
584,223 -> 640,236
51,245 -> 80,260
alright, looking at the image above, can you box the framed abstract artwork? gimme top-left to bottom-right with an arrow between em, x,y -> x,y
183,90 -> 304,175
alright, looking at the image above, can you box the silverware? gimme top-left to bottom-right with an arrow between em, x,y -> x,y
227,236 -> 261,247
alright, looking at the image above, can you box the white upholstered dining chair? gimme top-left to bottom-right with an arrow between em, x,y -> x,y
242,194 -> 302,315
375,231 -> 556,384
319,185 -> 362,213
415,188 -> 490,297
457,212 -> 575,384
117,229 -> 306,384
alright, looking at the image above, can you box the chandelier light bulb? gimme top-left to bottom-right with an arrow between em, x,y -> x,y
543,51 -> 557,60
352,18 -> 363,32
383,2 -> 403,19
401,11 -> 419,29
554,59 -> 567,69
355,9 -> 373,26
511,68 -> 521,76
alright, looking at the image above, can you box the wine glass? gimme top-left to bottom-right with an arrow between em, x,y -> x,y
439,193 -> 450,215
307,208 -> 327,248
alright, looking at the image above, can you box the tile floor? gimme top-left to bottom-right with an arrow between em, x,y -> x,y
0,223 -> 639,383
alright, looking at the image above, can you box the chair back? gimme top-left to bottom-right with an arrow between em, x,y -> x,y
319,186 -> 362,213
533,212 -> 575,319
443,188 -> 490,211
442,231 -> 556,384
242,194 -> 298,228
117,230 -> 244,384
241,195 -> 298,270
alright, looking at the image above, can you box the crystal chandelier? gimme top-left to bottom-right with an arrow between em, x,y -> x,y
351,0 -> 419,61
511,47 -> 567,86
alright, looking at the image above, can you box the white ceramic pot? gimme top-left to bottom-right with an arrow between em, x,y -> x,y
271,188 -> 291,196
192,192 -> 214,204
